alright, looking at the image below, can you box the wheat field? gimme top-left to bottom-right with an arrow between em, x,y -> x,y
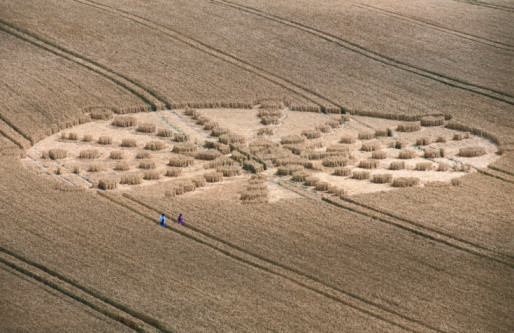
0,0 -> 513,331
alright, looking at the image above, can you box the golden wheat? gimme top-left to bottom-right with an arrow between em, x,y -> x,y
392,177 -> 420,187
112,116 -> 137,127
98,136 -> 112,145
48,149 -> 67,160
397,122 -> 421,132
144,141 -> 166,151
121,138 -> 137,147
136,123 -> 156,133
458,146 -> 486,157
79,149 -> 100,159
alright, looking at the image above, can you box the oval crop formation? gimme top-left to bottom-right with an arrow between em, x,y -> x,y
1,1 -> 512,332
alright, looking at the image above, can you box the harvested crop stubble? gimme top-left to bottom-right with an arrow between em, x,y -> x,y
371,151 -> 387,159
326,120 -> 341,128
281,135 -> 305,145
415,137 -> 432,146
184,108 -> 197,117
322,157 -> 349,167
195,149 -> 222,161
398,150 -> 417,159
217,166 -> 242,177
315,182 -> 331,191
389,161 -> 405,170
165,168 -> 182,177
391,140 -> 407,149
361,141 -> 381,152
82,134 -> 94,142
282,144 -> 302,155
79,149 -> 100,159
326,144 -> 353,155
136,123 -> 156,133
302,151 -> 327,160
437,163 -> 450,171
145,141 -> 166,151
157,128 -> 173,137
329,187 -> 346,196
424,149 -> 441,158
114,162 -> 130,171
204,172 -> 223,182
173,133 -> 188,142
121,139 -> 137,148
168,155 -> 195,167
109,151 -> 124,160
61,132 -> 78,140
453,132 -> 470,141
358,131 -> 374,140
208,156 -> 236,168
98,179 -> 117,190
371,174 -> 393,184
374,129 -> 390,137
243,160 -> 264,173
458,146 -> 486,157
195,116 -> 210,126
219,134 -> 246,145
90,109 -> 114,120
302,129 -> 322,139
333,167 -> 352,176
392,177 -> 420,187
180,181 -> 196,192
358,159 -> 380,169
211,127 -> 230,137
112,116 -> 137,127
352,171 -> 370,180
436,136 -> 447,143
276,165 -> 303,175
203,121 -> 219,130
217,144 -> 231,155
135,151 -> 151,159
397,122 -> 421,132
315,125 -> 331,133
192,176 -> 207,187
240,190 -> 268,202
139,160 -> 156,169
257,128 -> 273,136
421,116 -> 445,127
292,171 -> 309,182
87,164 -> 104,172
143,171 -> 161,180
304,177 -> 319,186
120,174 -> 142,185
98,136 -> 112,145
339,135 -> 356,144
261,115 -> 280,125
415,162 -> 433,171
48,149 -> 67,160
172,142 -> 197,154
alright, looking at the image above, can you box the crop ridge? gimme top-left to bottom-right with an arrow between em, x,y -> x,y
453,0 -> 514,12
0,20 -> 167,111
70,0 -> 344,112
353,3 -> 513,50
96,191 -> 440,332
211,0 -> 514,105
0,247 -> 168,333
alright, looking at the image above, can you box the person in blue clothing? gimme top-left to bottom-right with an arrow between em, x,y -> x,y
160,213 -> 166,227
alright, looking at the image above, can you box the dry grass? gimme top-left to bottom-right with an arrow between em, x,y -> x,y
172,142 -> 197,154
454,163 -> 471,172
157,128 -> 173,137
435,136 -> 447,143
281,135 -> 305,145
257,128 -> 274,136
333,168 -> 352,176
243,160 -> 264,173
120,174 -> 142,185
371,174 -> 393,184
360,141 -> 381,152
358,159 -> 380,169
168,155 -> 194,167
420,116 -> 445,127
217,166 -> 242,177
61,132 -> 78,140
352,171 -> 370,180
114,162 -> 130,171
203,172 -> 223,183
261,115 -> 280,125
90,109 -> 114,120
112,116 -> 137,127
304,177 -> 319,186
322,157 -> 348,167
397,122 -> 421,132
358,131 -> 374,140
211,127 -> 230,137
203,121 -> 219,130
208,157 -> 236,169
301,151 -> 326,160
398,150 -> 417,159
315,182 -> 331,191
172,133 -> 189,142
144,141 -> 166,151
72,166 -> 81,174
415,137 -> 432,146
219,133 -> 246,145
371,151 -> 387,159
374,129 -> 391,137
437,163 -> 450,172
135,151 -> 151,159
276,165 -> 303,176
109,151 -> 124,160
48,149 -> 67,160
325,120 -> 341,128
143,171 -> 161,180
339,135 -> 356,144
87,164 -> 104,172
391,140 -> 407,149
453,132 -> 470,141
165,168 -> 182,177
121,139 -> 137,148
415,162 -> 434,171
451,178 -> 462,186
82,134 -> 94,142
194,150 -> 222,161
98,179 -> 117,190
97,136 -> 113,145
389,161 -> 405,170
458,146 -> 486,157
301,129 -> 322,139
184,108 -> 197,117
136,123 -> 156,133
291,171 -> 309,182
79,149 -> 100,159
192,176 -> 207,187
138,160 -> 156,169
315,125 -> 331,133
392,177 -> 420,187
424,149 -> 440,158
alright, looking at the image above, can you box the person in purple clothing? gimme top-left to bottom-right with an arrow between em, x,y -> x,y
177,214 -> 184,225
160,213 -> 166,227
